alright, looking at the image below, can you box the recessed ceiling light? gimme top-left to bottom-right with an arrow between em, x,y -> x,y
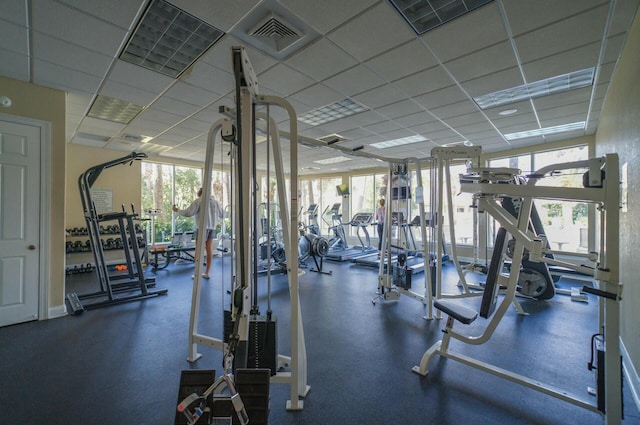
503,121 -> 585,141
313,156 -> 353,165
298,98 -> 369,126
119,0 -> 224,78
498,109 -> 518,116
389,0 -> 494,35
443,140 -> 473,147
370,135 -> 427,149
88,95 -> 144,124
474,68 -> 595,110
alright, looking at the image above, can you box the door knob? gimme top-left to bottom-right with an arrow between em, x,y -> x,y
28,245 -> 36,250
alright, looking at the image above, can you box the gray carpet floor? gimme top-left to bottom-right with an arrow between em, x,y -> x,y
0,255 -> 638,425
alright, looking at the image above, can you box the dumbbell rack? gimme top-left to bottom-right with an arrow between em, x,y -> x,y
65,152 -> 168,315
64,224 -> 147,275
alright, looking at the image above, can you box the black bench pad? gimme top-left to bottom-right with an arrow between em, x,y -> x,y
434,299 -> 478,325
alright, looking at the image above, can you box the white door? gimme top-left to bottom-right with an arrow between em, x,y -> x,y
0,118 -> 41,327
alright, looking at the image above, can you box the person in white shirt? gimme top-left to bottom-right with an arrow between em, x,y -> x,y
172,187 -> 223,279
376,198 -> 386,258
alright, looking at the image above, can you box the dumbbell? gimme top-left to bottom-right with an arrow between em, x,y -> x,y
114,238 -> 123,249
66,241 -> 74,253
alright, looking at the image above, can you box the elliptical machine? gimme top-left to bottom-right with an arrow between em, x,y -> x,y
298,204 -> 331,274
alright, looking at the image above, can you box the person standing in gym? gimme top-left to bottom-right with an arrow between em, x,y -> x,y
173,187 -> 223,279
376,198 -> 386,258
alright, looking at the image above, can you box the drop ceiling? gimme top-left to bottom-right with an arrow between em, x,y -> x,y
1,0 -> 638,175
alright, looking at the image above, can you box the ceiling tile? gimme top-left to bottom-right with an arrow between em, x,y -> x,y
0,49 -> 29,81
394,111 -> 436,128
514,5 -> 610,63
326,3 -> 414,62
482,99 -> 534,119
2,0 -> 27,25
0,19 -> 28,55
365,120 -> 404,135
492,111 -> 540,130
445,40 -> 518,82
422,1 -> 507,62
460,67 -> 524,97
258,63 -> 315,96
151,96 -> 201,117
607,0 -> 640,35
443,112 -> 488,128
353,84 -> 407,109
323,64 -> 385,97
183,61 -> 235,97
414,85 -> 468,110
33,33 -> 113,79
169,0 -> 257,32
99,80 -> 158,106
280,0 -> 378,34
292,84 -> 343,110
376,99 -> 424,120
532,87 -> 592,111
164,82 -> 222,108
33,60 -> 102,94
391,66 -> 454,96
408,120 -> 449,134
503,0 -> 607,36
601,33 -> 627,64
57,0 -> 143,29
76,116 -> 126,136
430,100 -> 479,120
286,38 -> 359,81
364,39 -> 438,81
521,42 -> 600,82
109,59 -> 175,92
33,0 -> 127,57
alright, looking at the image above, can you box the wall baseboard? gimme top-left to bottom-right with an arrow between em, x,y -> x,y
48,304 -> 67,319
621,338 -> 640,413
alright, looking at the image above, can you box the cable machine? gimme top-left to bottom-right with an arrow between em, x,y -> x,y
183,46 -> 308,416
66,152 -> 167,314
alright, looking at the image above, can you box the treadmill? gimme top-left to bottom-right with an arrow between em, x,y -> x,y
325,212 -> 377,261
353,211 -> 405,269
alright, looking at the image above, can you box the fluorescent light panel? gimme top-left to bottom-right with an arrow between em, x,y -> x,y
87,95 -> 144,124
474,68 -> 595,109
370,135 -> 427,149
120,0 -> 224,78
389,0 -> 494,35
503,121 -> 585,141
298,98 -> 369,125
313,156 -> 353,164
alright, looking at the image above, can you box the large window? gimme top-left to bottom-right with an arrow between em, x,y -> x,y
299,177 -> 342,235
141,162 -> 231,244
488,145 -> 589,253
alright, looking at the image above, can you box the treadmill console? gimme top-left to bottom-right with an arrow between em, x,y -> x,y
350,212 -> 373,226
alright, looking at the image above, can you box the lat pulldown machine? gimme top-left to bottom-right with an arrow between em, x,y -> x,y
66,152 -> 167,314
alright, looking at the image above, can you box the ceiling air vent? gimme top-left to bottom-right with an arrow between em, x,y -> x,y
250,14 -> 302,52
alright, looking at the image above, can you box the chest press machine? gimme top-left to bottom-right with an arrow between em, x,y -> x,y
412,154 -> 623,424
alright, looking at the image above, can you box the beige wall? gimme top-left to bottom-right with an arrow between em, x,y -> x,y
0,76 -> 66,311
595,11 -> 640,393
66,144 -> 143,229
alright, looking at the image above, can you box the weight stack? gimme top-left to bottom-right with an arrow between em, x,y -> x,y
224,311 -> 278,376
213,368 -> 271,425
392,265 -> 412,290
174,369 -> 216,425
